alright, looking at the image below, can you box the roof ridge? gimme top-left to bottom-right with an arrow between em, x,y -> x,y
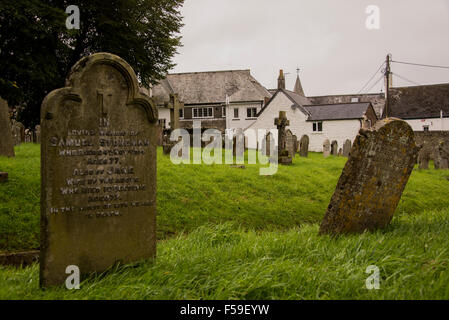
167,69 -> 251,76
305,102 -> 371,107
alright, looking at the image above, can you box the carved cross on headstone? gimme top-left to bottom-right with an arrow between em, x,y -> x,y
274,111 -> 290,153
97,89 -> 114,116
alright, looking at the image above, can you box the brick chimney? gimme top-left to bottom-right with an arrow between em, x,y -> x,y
277,69 -> 285,90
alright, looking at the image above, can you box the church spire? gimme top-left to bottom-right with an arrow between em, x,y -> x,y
293,67 -> 305,96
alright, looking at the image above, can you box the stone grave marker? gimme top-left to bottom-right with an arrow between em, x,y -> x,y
265,132 -> 273,157
319,118 -> 419,235
338,148 -> 342,157
299,135 -> 309,158
40,52 -> 158,287
323,139 -> 330,158
0,97 -> 15,157
35,125 -> 41,143
439,140 -> 449,170
418,148 -> 430,170
292,134 -> 299,154
331,140 -> 338,156
285,129 -> 294,158
342,139 -> 352,157
275,111 -> 292,165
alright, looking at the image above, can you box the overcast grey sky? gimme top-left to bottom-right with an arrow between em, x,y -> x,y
171,0 -> 449,96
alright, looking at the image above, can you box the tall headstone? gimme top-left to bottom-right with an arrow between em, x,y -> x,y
40,53 -> 158,287
265,132 -> 273,157
35,125 -> 41,144
0,97 -> 15,157
342,139 -> 352,157
331,140 -> 338,156
285,130 -> 294,158
299,135 -> 309,158
11,121 -> 21,145
319,118 -> 419,235
323,139 -> 330,158
24,129 -> 32,142
439,140 -> 449,170
292,135 -> 299,154
275,111 -> 292,165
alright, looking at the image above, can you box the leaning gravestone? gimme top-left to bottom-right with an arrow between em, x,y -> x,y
0,97 -> 15,157
323,139 -> 330,158
342,139 -> 352,157
299,135 -> 309,158
40,52 -> 158,287
319,118 -> 419,235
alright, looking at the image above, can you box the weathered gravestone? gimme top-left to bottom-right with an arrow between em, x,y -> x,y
292,135 -> 299,154
34,125 -> 41,143
331,140 -> 338,156
323,139 -> 331,158
319,118 -> 419,235
299,135 -> 309,158
275,111 -> 292,165
417,148 -> 430,170
285,130 -> 294,159
0,97 -> 15,157
40,53 -> 158,287
439,140 -> 449,170
338,148 -> 343,157
11,120 -> 24,145
265,132 -> 273,157
342,139 -> 352,157
24,129 -> 32,142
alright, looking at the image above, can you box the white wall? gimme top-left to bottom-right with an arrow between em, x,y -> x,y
228,102 -> 262,130
158,107 -> 171,128
245,92 -> 363,152
405,118 -> 449,131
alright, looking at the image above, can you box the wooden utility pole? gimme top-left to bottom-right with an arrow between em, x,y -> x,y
385,54 -> 392,118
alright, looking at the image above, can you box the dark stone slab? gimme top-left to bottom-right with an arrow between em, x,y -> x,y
319,118 -> 419,235
0,97 -> 15,157
40,53 -> 158,287
299,135 -> 309,158
0,250 -> 40,267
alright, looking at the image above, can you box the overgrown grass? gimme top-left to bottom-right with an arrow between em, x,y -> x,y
1,144 -> 448,252
1,144 -> 449,299
2,210 -> 449,299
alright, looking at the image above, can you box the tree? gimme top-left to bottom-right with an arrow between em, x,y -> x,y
0,0 -> 184,128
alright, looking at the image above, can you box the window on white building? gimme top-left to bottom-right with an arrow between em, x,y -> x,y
423,125 -> 430,132
179,108 -> 184,119
193,107 -> 213,119
222,106 -> 226,118
313,122 -> 323,132
351,97 -> 360,103
234,108 -> 239,119
246,107 -> 257,118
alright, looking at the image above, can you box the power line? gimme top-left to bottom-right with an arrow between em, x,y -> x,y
365,74 -> 384,93
392,72 -> 421,86
392,60 -> 449,69
357,61 -> 386,94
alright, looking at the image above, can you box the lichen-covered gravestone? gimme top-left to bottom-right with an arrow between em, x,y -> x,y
439,140 -> 449,170
285,130 -> 294,158
299,135 -> 309,158
0,97 -> 15,157
275,111 -> 292,165
417,148 -> 430,170
331,140 -> 338,156
319,118 -> 419,235
323,139 -> 330,158
40,53 -> 158,287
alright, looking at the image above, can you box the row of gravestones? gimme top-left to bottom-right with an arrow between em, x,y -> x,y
417,141 -> 449,170
323,139 -> 352,158
31,53 -> 420,287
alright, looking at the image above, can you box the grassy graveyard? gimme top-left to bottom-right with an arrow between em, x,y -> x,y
1,144 -> 449,299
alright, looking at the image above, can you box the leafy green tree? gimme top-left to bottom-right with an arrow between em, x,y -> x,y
0,0 -> 184,127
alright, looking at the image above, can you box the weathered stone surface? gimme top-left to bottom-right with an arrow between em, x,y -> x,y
331,140 -> 338,156
0,97 -> 15,157
35,125 -> 41,143
11,121 -> 21,145
0,250 -> 39,267
343,139 -> 352,157
418,148 -> 430,170
40,53 -> 158,287
285,129 -> 294,158
24,129 -> 32,142
292,135 -> 299,154
299,135 -> 309,158
323,139 -> 330,158
338,148 -> 342,157
439,140 -> 449,170
319,118 -> 419,235
265,132 -> 273,157
275,111 -> 292,165
0,172 -> 8,183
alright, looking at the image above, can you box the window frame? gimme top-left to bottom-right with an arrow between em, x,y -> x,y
246,107 -> 257,119
313,121 -> 323,132
192,107 -> 214,119
233,108 -> 239,119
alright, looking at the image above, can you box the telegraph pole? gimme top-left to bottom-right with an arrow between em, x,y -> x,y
384,54 -> 392,118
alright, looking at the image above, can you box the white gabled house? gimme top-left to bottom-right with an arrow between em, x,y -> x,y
245,88 -> 378,152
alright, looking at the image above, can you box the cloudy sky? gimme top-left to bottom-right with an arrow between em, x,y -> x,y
172,0 -> 449,96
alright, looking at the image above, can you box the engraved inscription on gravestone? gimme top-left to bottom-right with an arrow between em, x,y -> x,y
40,53 -> 158,287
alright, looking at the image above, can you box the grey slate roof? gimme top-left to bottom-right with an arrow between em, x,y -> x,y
384,83 -> 449,119
152,70 -> 272,106
303,102 -> 372,121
